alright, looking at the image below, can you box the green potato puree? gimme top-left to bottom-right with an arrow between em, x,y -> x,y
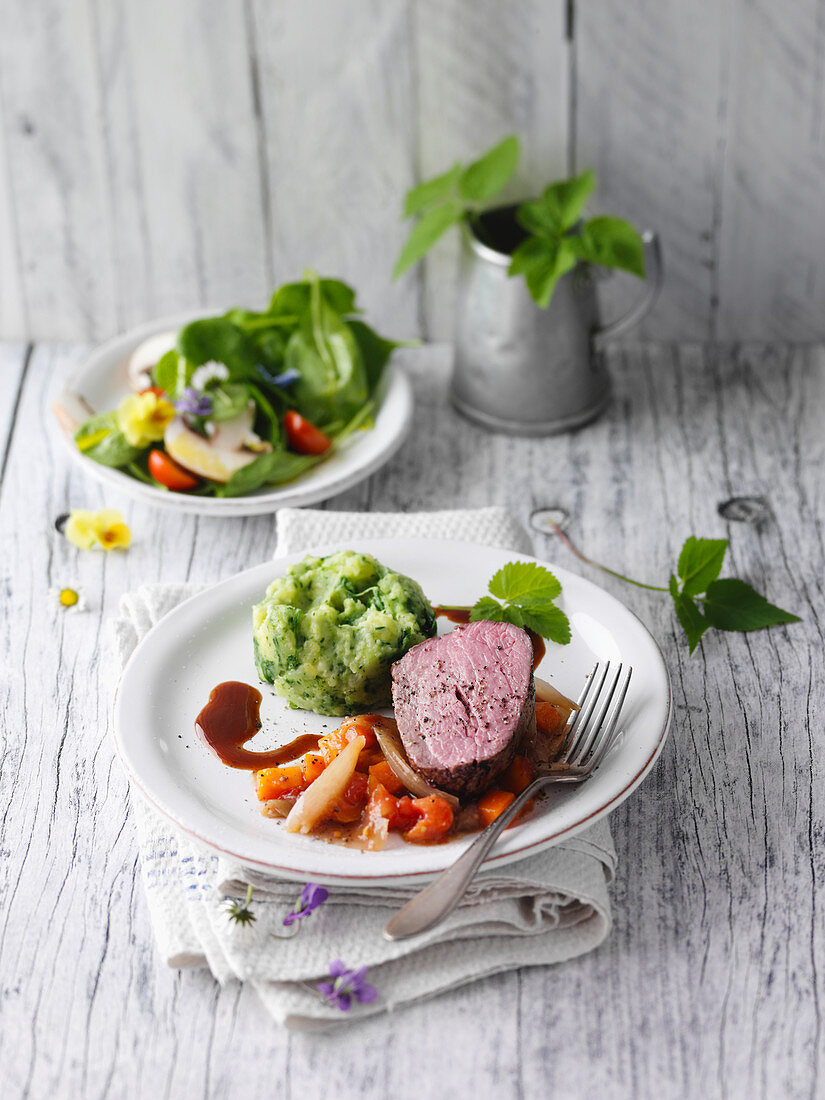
252,550 -> 437,715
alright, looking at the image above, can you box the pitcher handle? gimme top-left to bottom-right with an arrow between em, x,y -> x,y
592,230 -> 663,343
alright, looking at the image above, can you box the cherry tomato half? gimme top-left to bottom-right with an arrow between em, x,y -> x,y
147,449 -> 200,491
284,410 -> 332,455
140,386 -> 166,398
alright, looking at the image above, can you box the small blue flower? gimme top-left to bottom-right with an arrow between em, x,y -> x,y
176,386 -> 213,418
283,882 -> 328,926
317,959 -> 378,1012
271,367 -> 301,387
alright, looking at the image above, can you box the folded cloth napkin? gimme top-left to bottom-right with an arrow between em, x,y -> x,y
112,506 -> 616,1030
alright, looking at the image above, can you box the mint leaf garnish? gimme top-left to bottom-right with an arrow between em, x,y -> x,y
488,561 -> 562,603
471,561 -> 570,645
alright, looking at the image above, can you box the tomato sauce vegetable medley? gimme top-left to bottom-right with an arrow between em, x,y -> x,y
196,690 -> 574,851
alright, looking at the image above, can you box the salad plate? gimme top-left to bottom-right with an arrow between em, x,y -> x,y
113,538 -> 672,886
55,311 -> 413,517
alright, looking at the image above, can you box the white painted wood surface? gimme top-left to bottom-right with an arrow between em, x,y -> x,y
1,341 -> 823,1099
3,1 -> 825,342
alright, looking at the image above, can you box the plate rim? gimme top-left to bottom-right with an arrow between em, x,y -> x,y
55,309 -> 414,516
112,538 -> 673,885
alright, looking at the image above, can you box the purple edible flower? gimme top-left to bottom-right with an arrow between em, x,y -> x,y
283,882 -> 328,926
176,386 -> 213,418
317,960 -> 378,1012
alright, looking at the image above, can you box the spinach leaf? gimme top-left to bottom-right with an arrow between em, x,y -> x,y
74,413 -> 142,469
286,275 -> 368,426
345,319 -> 403,391
209,383 -> 251,422
269,277 -> 359,320
217,451 -> 321,497
176,318 -> 260,377
152,349 -> 185,398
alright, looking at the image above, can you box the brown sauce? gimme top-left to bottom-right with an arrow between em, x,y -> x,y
434,606 -> 545,670
195,681 -> 321,769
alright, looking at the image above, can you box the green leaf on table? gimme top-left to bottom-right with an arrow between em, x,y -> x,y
701,578 -> 800,632
574,216 -> 646,278
393,203 -> 463,278
670,574 -> 710,653
508,235 -> 578,307
403,163 -> 462,217
458,135 -> 520,204
516,169 -> 596,237
677,536 -> 728,596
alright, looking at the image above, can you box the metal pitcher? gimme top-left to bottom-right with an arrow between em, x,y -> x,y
450,211 -> 663,436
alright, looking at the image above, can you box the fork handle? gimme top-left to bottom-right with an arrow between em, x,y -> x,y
384,774 -> 549,941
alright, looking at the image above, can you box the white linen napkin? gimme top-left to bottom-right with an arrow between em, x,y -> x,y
112,506 -> 616,1030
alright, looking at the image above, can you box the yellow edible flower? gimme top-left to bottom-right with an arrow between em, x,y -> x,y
116,391 -> 176,448
93,509 -> 132,551
64,509 -> 98,550
63,508 -> 131,551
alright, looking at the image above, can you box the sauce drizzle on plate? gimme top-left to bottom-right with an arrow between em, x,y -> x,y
195,680 -> 321,769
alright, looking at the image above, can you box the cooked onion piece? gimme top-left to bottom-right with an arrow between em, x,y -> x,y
373,718 -> 460,810
284,734 -> 365,834
534,676 -> 579,712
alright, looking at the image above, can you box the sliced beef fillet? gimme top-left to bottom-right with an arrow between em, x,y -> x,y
391,619 -> 536,798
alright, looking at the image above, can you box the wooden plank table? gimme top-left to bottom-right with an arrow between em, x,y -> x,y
1,343 -> 822,1099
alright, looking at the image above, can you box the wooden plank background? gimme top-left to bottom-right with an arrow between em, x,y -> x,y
1,0 -> 825,342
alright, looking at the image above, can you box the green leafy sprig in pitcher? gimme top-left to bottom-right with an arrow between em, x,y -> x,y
393,135 -> 646,308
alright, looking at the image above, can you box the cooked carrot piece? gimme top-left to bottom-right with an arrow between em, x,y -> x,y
535,701 -> 566,736
303,754 -> 326,783
256,765 -> 306,801
403,795 -> 454,843
501,755 -> 536,794
368,759 -> 405,795
478,789 -> 516,827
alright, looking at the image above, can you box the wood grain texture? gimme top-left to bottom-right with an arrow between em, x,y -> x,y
249,0 -> 419,337
574,0 -> 728,341
93,0 -> 271,329
1,341 -> 823,1098
715,1 -> 825,339
413,0 -> 570,339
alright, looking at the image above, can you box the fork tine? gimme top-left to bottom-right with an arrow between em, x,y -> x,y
568,663 -> 624,766
586,665 -> 632,770
559,663 -> 608,763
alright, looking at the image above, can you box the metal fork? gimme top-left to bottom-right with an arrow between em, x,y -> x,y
383,662 -> 632,941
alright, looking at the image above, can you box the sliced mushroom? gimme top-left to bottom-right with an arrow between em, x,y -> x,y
164,401 -> 269,483
127,331 -> 178,392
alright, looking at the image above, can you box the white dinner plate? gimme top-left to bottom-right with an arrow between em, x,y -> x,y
113,539 -> 672,886
56,311 -> 413,516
